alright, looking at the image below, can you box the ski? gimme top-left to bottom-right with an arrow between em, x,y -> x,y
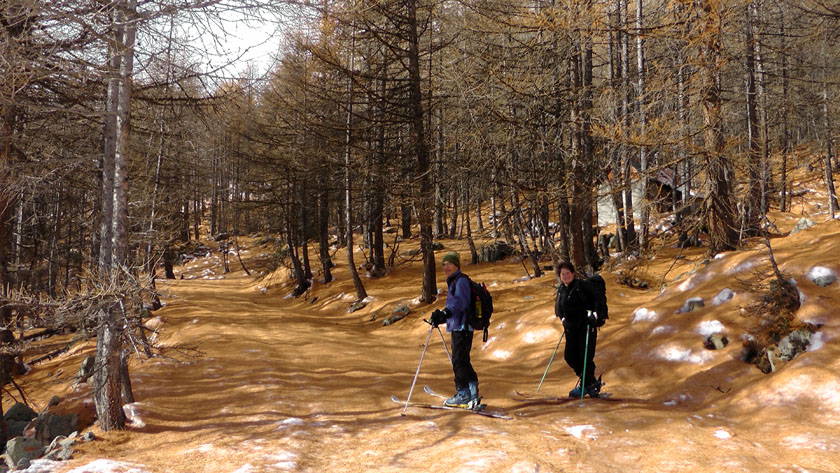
392,394 -> 512,420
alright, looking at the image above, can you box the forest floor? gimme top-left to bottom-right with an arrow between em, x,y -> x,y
8,171 -> 840,473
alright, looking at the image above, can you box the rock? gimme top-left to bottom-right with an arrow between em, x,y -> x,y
46,396 -> 62,409
789,218 -> 816,235
6,420 -> 29,439
478,241 -> 516,263
4,403 -> 37,423
679,297 -> 705,313
348,301 -> 367,313
75,355 -> 95,385
704,334 -> 729,350
382,314 -> 405,326
44,447 -> 73,461
712,288 -> 735,306
4,437 -> 44,469
81,432 -> 95,442
391,305 -> 410,316
431,242 -> 444,251
778,328 -> 812,361
13,457 -> 30,470
806,266 -> 837,287
31,412 -> 79,444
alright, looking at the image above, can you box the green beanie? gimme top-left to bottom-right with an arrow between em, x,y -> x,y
442,251 -> 460,268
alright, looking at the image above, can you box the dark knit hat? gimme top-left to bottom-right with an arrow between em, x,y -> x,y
442,251 -> 460,268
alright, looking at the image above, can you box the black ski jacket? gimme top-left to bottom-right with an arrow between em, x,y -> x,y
554,278 -> 597,332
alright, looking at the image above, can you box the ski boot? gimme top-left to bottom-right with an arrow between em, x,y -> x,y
584,376 -> 604,398
444,388 -> 472,408
568,381 -> 582,398
468,381 -> 481,409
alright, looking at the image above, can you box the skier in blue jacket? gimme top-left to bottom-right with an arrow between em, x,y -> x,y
430,251 -> 480,408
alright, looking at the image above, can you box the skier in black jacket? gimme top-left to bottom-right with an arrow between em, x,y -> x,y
554,261 -> 602,398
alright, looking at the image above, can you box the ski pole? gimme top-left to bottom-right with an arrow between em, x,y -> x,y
581,327 -> 591,400
537,332 -> 565,392
402,322 -> 435,415
436,325 -> 453,364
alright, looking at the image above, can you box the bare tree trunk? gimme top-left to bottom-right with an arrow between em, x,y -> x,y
700,0 -> 738,253
821,30 -> 839,218
405,0 -> 437,303
318,186 -> 333,283
344,22 -> 368,302
636,0 -> 650,251
745,1 -> 762,237
779,6 -> 790,212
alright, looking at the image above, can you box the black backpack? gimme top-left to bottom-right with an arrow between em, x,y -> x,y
456,274 -> 494,342
586,273 -> 609,327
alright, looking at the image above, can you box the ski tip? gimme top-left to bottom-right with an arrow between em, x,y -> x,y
423,385 -> 434,394
391,395 -> 401,403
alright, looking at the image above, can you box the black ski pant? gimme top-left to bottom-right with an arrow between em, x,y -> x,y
451,329 -> 478,391
564,326 -> 598,387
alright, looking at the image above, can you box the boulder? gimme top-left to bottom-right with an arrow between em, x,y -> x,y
4,403 -> 37,423
391,305 -> 410,316
4,437 -> 44,469
678,297 -> 705,313
789,218 -> 816,235
31,412 -> 79,444
778,328 -> 812,361
478,241 -> 516,263
348,301 -> 367,313
704,334 -> 729,350
712,288 -> 735,306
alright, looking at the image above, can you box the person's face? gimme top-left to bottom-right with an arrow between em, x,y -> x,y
443,261 -> 458,278
560,267 -> 574,286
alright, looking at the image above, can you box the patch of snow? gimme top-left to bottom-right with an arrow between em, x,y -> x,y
807,332 -> 826,351
491,349 -> 512,360
21,459 -> 63,473
714,253 -> 727,260
280,417 -> 304,426
342,293 -> 355,301
513,276 -> 530,283
725,258 -> 759,275
123,402 -> 145,429
260,287 -> 268,294
632,308 -> 657,323
362,296 -> 375,303
712,288 -> 735,305
523,328 -> 555,344
806,266 -> 837,286
232,464 -> 256,473
678,272 -> 712,292
64,459 -> 152,473
697,320 -> 725,337
191,318 -> 199,324
652,325 -> 675,335
656,344 -> 715,364
714,430 -> 732,439
664,400 -> 677,406
565,424 -> 596,440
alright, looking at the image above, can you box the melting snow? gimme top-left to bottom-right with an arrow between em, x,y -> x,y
696,320 -> 725,337
714,430 -> 732,439
123,402 -> 145,429
64,460 -> 152,473
806,266 -> 837,284
523,328 -> 556,344
808,332 -> 826,351
565,425 -> 596,439
491,349 -> 512,360
656,344 -> 715,363
633,308 -> 657,323
279,418 -> 304,427
652,325 -> 676,335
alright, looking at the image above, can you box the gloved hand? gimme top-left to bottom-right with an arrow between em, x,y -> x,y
430,308 -> 451,327
587,311 -> 599,326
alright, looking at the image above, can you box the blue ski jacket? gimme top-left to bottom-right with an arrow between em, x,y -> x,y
445,270 -> 473,333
